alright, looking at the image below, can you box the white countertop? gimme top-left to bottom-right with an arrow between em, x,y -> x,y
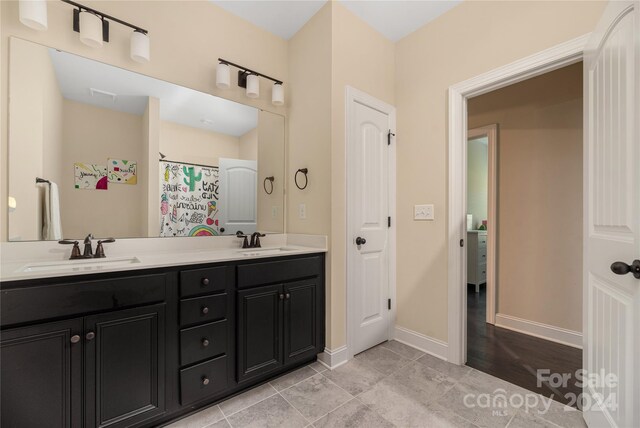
0,234 -> 327,282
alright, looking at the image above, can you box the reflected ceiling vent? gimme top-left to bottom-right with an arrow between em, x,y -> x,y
89,88 -> 117,103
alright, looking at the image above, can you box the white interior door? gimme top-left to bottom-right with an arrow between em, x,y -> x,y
347,90 -> 395,356
583,2 -> 639,427
218,158 -> 258,236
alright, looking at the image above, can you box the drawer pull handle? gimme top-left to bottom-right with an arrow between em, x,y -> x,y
202,338 -> 210,347
202,306 -> 209,315
202,376 -> 210,386
86,331 -> 95,341
70,335 -> 80,344
201,278 -> 210,286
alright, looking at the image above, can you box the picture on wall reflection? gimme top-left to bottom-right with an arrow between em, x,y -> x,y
160,160 -> 220,237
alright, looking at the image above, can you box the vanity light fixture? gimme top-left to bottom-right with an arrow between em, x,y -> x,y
216,62 -> 231,89
272,83 -> 284,106
245,73 -> 260,99
52,0 -> 151,62
217,58 -> 284,106
18,0 -> 48,31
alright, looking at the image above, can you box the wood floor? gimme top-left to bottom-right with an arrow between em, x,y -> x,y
466,286 -> 582,407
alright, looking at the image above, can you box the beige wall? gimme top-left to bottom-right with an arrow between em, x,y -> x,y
257,111 -> 284,234
239,127 -> 258,161
288,3 -> 333,343
143,97 -> 160,236
287,2 -> 395,348
159,120 -> 241,167
1,0 -> 288,240
468,63 -> 583,332
467,137 -> 488,230
395,0 -> 605,342
8,37 -> 63,241
61,100 -> 144,239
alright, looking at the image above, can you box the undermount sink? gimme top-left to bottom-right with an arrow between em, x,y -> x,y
17,257 -> 142,273
239,247 -> 298,257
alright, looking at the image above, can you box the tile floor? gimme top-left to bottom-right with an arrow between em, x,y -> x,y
165,341 -> 586,428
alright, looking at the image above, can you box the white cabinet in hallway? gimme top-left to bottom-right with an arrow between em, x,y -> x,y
467,230 -> 487,292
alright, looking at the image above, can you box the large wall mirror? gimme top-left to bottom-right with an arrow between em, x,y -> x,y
7,37 -> 285,241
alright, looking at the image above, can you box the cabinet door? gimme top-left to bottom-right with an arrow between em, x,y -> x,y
1,318 -> 82,428
84,304 -> 166,428
284,280 -> 318,365
237,284 -> 283,382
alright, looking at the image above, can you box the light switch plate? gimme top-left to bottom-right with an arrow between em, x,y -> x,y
272,206 -> 278,218
298,203 -> 306,219
414,204 -> 434,220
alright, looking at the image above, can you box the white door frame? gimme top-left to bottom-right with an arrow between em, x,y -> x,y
447,34 -> 589,365
346,86 -> 397,360
467,124 -> 498,325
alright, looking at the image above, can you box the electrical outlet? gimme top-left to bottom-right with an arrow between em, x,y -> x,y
414,204 -> 434,221
298,203 -> 306,219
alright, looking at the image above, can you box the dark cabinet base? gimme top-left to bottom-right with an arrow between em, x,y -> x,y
1,253 -> 325,428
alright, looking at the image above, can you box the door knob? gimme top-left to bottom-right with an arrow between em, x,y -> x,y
610,260 -> 640,279
355,237 -> 366,246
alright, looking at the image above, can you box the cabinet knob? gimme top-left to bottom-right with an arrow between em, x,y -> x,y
202,306 -> 209,315
279,293 -> 284,300
202,338 -> 209,347
70,334 -> 80,344
202,376 -> 210,386
86,331 -> 95,341
201,278 -> 210,286
285,293 -> 291,300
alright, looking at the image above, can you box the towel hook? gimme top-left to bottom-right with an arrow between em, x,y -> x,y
295,168 -> 308,190
263,176 -> 274,195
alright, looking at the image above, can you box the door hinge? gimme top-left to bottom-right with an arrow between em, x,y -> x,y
460,239 -> 464,247
388,130 -> 395,146
388,216 -> 391,228
388,299 -> 391,310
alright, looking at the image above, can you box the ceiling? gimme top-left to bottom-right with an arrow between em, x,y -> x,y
210,0 -> 461,42
48,49 -> 258,137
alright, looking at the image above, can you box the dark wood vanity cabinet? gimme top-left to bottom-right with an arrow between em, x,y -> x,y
84,304 -> 166,428
0,318 -> 83,428
237,257 -> 323,383
0,253 -> 325,428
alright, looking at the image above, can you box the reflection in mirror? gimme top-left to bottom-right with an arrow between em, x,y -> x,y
7,37 -> 285,241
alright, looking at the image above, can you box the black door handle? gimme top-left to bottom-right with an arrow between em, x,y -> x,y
610,260 -> 640,279
355,237 -> 366,246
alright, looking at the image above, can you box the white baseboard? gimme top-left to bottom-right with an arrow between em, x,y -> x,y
394,326 -> 449,361
318,345 -> 348,369
495,313 -> 582,349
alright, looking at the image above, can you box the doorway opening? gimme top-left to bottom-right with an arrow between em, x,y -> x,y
464,63 -> 583,406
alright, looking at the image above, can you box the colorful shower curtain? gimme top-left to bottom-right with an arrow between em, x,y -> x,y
159,160 -> 220,237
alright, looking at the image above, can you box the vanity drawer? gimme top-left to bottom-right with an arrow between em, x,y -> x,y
478,263 -> 487,283
180,319 -> 228,366
180,266 -> 228,298
180,355 -> 228,405
237,256 -> 322,288
478,235 -> 487,248
1,274 -> 166,327
180,294 -> 227,327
